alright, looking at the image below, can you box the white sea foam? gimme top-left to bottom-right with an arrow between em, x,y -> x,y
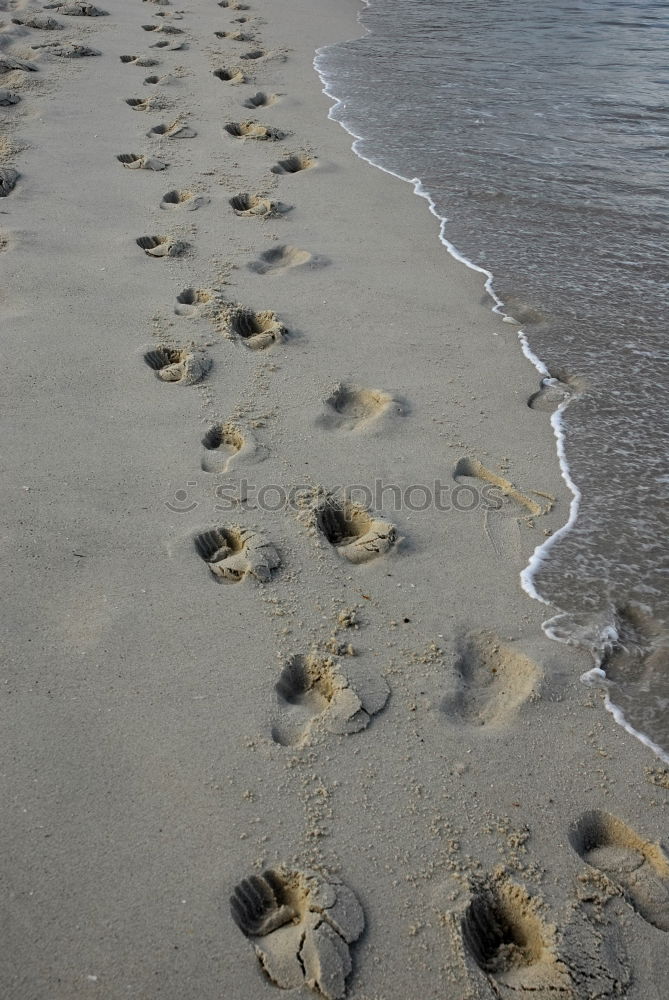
582,667 -> 669,765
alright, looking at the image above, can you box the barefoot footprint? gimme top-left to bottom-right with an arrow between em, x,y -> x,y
243,91 -> 280,109
441,632 -> 540,728
248,245 -> 324,275
230,867 -> 364,999
317,383 -> 404,432
569,810 -> 669,931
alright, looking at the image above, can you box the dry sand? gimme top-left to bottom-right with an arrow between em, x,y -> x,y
1,0 -> 668,997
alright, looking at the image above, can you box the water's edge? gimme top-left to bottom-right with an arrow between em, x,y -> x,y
312,7 -> 669,766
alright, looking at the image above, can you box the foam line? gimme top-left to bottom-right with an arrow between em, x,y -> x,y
582,668 -> 669,765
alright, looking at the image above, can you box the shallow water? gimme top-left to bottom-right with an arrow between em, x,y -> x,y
316,0 -> 669,759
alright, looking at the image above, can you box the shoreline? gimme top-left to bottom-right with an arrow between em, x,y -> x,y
1,0 -> 668,997
315,0 -> 669,772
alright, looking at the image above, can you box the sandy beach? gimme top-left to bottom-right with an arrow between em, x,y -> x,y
1,0 -> 668,997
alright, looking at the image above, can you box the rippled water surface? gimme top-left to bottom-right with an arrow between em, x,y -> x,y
317,0 -> 669,757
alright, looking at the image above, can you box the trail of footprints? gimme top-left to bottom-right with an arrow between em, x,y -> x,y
2,1 -> 665,997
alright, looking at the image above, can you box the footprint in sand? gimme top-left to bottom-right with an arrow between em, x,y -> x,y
0,167 -> 19,197
528,374 -> 582,411
125,97 -> 157,112
0,56 -> 38,74
136,234 -> 188,257
593,607 -> 669,727
143,74 -> 172,86
239,48 -> 266,61
229,192 -> 286,218
120,54 -> 160,66
174,286 -> 220,316
441,631 -> 539,728
243,91 -> 280,109
150,39 -> 186,51
270,152 -> 316,174
201,421 -> 265,473
230,867 -> 364,1000
117,152 -> 167,170
453,456 -> 552,560
569,810 -> 669,931
453,457 -> 548,518
271,653 -> 389,747
309,493 -> 397,564
528,379 -> 570,412
213,66 -> 246,84
223,120 -> 286,141
160,189 -> 208,210
248,245 -> 326,275
213,29 -> 254,41
0,90 -> 21,106
194,525 -> 280,584
142,23 -> 183,34
146,119 -> 196,138
460,873 -> 572,995
12,13 -> 63,29
144,345 -> 210,385
317,383 -> 404,432
36,43 -> 100,58
218,0 -> 249,8
223,304 -> 287,350
44,2 -> 107,14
